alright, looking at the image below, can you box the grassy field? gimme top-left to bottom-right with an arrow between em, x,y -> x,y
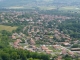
38,6 -> 56,10
8,6 -> 35,9
0,25 -> 17,32
59,6 -> 80,11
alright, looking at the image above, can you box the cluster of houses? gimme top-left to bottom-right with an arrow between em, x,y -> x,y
0,11 -> 71,24
11,30 -> 80,58
0,11 -> 80,58
41,45 -> 53,54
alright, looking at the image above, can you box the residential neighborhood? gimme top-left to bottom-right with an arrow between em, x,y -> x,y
0,10 -> 80,60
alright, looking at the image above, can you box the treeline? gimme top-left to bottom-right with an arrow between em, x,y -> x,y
0,48 -> 50,60
39,10 -> 80,17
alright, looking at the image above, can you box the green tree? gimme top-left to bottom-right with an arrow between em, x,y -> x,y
10,52 -> 19,60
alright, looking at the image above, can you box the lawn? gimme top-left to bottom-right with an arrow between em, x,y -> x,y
0,25 -> 17,32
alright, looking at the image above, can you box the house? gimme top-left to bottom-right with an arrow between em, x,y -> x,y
45,50 -> 53,54
41,45 -> 48,51
61,48 -> 67,55
30,38 -> 35,45
68,51 -> 74,56
62,42 -> 70,47
71,48 -> 80,51
53,45 -> 61,49
12,35 -> 16,39
13,39 -> 22,48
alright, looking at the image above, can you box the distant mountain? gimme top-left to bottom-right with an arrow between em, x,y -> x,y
0,0 -> 80,9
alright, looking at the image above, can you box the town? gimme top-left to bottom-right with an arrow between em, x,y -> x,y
0,10 -> 80,60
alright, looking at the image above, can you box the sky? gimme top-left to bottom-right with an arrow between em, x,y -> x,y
0,0 -> 80,9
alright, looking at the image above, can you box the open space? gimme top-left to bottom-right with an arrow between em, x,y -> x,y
0,25 -> 17,32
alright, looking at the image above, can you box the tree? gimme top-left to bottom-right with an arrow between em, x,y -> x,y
71,44 -> 79,48
10,52 -> 19,60
1,53 -> 10,60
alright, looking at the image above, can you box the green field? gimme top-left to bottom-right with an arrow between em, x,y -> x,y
59,6 -> 80,11
38,6 -> 56,10
0,25 -> 17,32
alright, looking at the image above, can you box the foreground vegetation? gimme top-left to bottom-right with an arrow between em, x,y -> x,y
0,48 -> 50,60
